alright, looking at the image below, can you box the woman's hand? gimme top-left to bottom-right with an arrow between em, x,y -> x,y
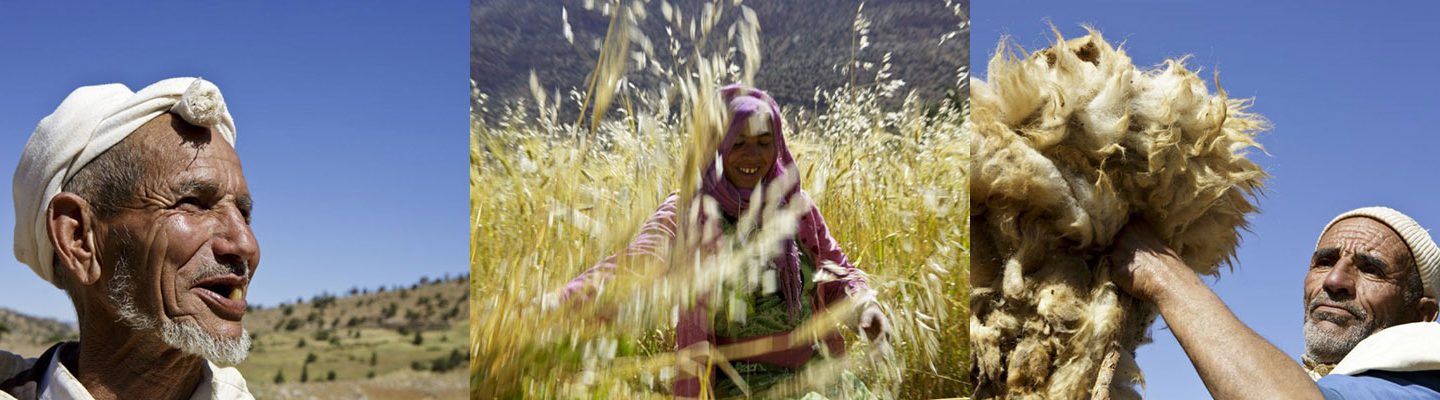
858,302 -> 891,343
858,302 -> 895,359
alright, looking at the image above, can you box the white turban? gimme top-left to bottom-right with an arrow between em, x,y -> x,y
1319,206 -> 1440,299
13,77 -> 237,287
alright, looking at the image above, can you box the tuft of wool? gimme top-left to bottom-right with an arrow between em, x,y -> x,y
969,27 -> 1267,399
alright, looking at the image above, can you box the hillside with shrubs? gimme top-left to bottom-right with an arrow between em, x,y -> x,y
241,274 -> 470,398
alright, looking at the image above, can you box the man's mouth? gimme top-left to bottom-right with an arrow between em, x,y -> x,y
1314,305 -> 1351,317
1310,301 -> 1362,322
192,275 -> 247,320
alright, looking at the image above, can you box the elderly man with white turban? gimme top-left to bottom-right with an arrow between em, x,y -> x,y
0,77 -> 258,399
1109,207 -> 1440,399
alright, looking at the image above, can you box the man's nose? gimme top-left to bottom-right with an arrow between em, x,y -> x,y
1323,259 -> 1357,299
212,205 -> 260,275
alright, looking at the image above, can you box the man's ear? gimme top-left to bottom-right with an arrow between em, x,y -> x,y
47,192 -> 102,287
1418,296 -> 1438,323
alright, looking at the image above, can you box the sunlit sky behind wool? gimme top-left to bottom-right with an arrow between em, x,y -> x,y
0,2 -> 468,322
975,1 -> 1440,398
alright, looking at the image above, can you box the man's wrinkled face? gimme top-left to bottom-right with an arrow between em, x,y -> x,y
1303,217 -> 1416,363
98,113 -> 259,365
721,113 -> 776,190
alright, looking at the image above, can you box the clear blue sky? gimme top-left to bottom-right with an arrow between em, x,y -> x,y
975,1 -> 1440,398
0,2 -> 468,322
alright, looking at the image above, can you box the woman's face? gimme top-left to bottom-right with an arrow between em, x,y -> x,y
722,117 -> 776,190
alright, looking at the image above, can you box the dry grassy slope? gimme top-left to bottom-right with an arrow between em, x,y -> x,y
240,274 -> 470,396
0,307 -> 77,359
250,369 -> 468,400
0,276 -> 468,399
472,0 -> 967,114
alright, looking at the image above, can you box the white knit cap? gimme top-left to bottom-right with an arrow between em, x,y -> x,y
13,77 -> 237,287
1319,206 -> 1440,299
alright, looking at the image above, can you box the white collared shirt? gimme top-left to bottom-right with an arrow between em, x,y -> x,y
1331,321 -> 1440,376
0,347 -> 253,400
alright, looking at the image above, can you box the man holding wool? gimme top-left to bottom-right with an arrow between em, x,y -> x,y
0,78 -> 259,399
1112,207 -> 1440,399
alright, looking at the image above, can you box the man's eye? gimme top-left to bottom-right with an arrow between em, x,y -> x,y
174,197 -> 205,210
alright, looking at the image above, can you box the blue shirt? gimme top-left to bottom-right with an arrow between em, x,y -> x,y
1318,370 -> 1440,399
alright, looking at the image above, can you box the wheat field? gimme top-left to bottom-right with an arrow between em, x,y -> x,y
472,1 -> 969,398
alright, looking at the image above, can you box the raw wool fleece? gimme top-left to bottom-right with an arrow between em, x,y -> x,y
969,28 -> 1268,399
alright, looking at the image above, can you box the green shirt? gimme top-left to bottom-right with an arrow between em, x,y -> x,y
709,220 -> 820,397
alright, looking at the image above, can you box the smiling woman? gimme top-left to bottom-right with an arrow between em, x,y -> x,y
720,100 -> 778,190
557,84 -> 892,398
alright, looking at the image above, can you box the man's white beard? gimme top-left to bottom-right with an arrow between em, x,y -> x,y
109,256 -> 251,367
158,318 -> 251,367
1302,291 -> 1381,364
